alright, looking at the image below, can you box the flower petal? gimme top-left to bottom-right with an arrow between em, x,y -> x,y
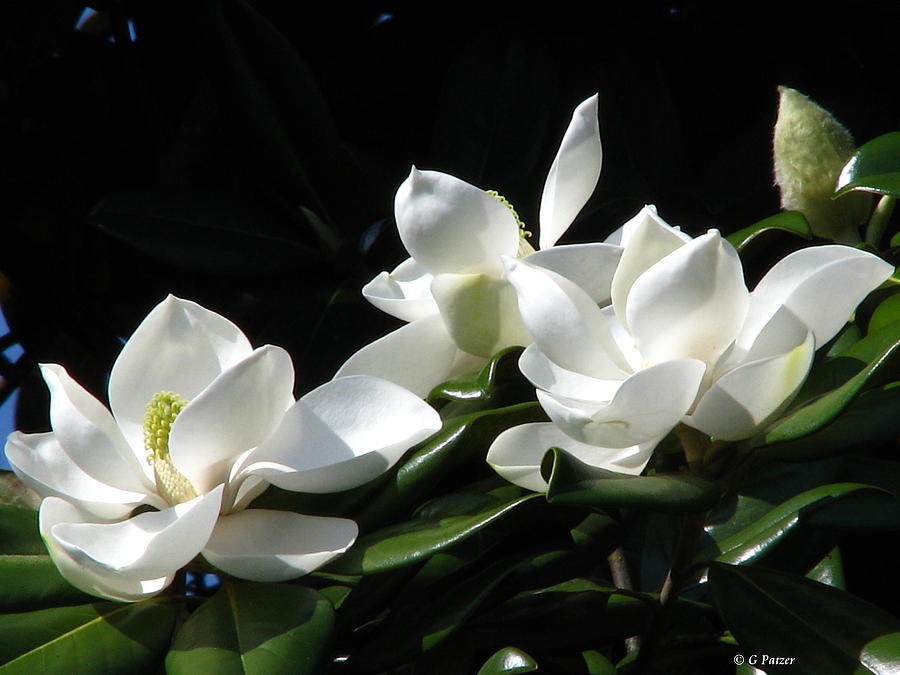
627,231 -> 749,368
6,431 -> 151,518
609,205 -> 690,326
335,314 -> 473,398
203,509 -> 358,581
39,497 -> 173,602
539,94 -> 603,249
168,345 -> 295,494
518,344 -> 621,402
487,422 -> 656,492
524,242 -> 623,304
395,168 -> 520,276
362,257 -> 439,322
49,485 -> 224,581
687,328 -> 815,441
504,256 -> 631,378
40,363 -> 151,492
431,273 -> 531,358
536,359 -> 706,448
738,245 -> 894,350
237,376 -> 440,494
108,295 -> 254,454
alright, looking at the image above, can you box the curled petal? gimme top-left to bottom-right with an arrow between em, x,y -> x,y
519,344 -> 621,403
238,376 -> 440,494
49,485 -> 224,581
109,295 -> 253,453
487,422 -> 656,492
504,256 -> 631,378
687,329 -> 815,441
739,245 -> 894,350
431,273 -> 531,358
524,242 -> 623,304
6,431 -> 152,518
627,232 -> 749,368
335,314 -> 474,398
539,94 -> 603,249
395,168 -> 519,276
40,498 -> 173,602
362,258 -> 439,322
203,509 -> 358,581
536,359 -> 706,448
610,206 -> 689,326
168,345 -> 295,494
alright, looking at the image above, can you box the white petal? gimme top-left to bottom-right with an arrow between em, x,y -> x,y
395,168 -> 519,276
40,364 -> 151,491
739,245 -> 894,350
39,497 -> 173,602
717,305 -> 811,376
524,242 -> 623,304
6,431 -> 151,518
487,422 -> 657,492
539,94 -> 603,249
431,273 -> 531,358
610,205 -> 690,326
49,485 -> 224,581
108,296 -> 254,454
362,258 -> 439,322
203,509 -> 358,581
687,330 -> 815,441
335,314 -> 473,398
536,359 -> 706,448
237,377 -> 440,494
168,345 -> 295,494
504,256 -> 631,378
627,231 -> 749,368
519,344 -> 621,402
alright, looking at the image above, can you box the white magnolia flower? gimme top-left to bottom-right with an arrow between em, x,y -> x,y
337,94 -> 622,396
488,206 -> 893,491
5,296 -> 441,601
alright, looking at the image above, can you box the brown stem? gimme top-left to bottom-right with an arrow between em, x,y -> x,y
608,545 -> 640,654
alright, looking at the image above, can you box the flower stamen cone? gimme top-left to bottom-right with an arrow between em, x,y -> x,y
143,391 -> 197,505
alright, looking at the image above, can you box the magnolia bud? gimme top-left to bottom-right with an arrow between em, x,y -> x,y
773,86 -> 870,243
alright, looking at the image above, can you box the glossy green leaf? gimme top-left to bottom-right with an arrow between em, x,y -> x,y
166,581 -> 333,675
0,471 -> 40,510
327,492 -> 541,575
751,321 -> 900,448
806,547 -> 845,589
545,449 -> 721,513
0,600 -> 176,673
725,211 -> 812,252
835,131 -> 900,198
428,347 -> 533,415
868,292 -> 900,334
709,563 -> 900,674
0,506 -> 43,554
694,483 -> 891,567
476,647 -> 539,674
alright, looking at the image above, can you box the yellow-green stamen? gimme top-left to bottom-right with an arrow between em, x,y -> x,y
143,391 -> 198,505
486,189 -> 535,257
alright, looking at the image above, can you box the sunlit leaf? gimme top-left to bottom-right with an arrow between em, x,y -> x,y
476,647 -> 539,674
725,211 -> 812,252
835,132 -> 900,198
0,471 -> 40,510
166,581 -> 333,675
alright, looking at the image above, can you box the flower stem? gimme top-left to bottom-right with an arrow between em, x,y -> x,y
866,195 -> 895,248
608,545 -> 640,654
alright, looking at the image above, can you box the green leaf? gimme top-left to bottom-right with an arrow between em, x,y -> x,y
709,563 -> 900,674
725,211 -> 812,252
694,483 -> 894,568
751,321 -> 900,449
166,581 -> 334,675
476,647 -> 539,674
0,600 -> 176,673
0,471 -> 40,510
327,492 -> 541,575
806,547 -> 845,589
545,449 -> 721,514
835,131 -> 900,198
0,556 -> 93,613
0,505 -> 43,554
868,292 -> 900,334
428,347 -> 533,415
